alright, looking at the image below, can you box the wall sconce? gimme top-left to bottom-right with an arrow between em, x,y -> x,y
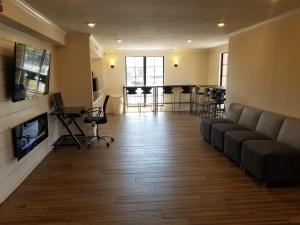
110,64 -> 115,69
174,63 -> 178,67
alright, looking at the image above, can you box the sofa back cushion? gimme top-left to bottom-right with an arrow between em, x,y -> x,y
238,106 -> 262,130
226,103 -> 244,123
255,111 -> 284,139
277,118 -> 300,151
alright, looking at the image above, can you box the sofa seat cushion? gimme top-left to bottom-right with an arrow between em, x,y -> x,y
255,111 -> 284,139
238,106 -> 262,130
241,140 -> 300,184
211,123 -> 249,152
201,118 -> 232,142
226,103 -> 244,123
224,130 -> 270,165
277,117 -> 300,151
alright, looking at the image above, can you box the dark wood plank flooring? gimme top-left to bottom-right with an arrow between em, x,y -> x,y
1,113 -> 300,225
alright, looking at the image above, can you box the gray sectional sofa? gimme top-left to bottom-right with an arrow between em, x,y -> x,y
201,103 -> 300,184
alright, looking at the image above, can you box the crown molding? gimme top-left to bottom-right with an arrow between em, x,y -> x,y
11,0 -> 66,35
229,7 -> 300,37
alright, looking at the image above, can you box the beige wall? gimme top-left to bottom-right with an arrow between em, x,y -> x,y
0,22 -> 61,203
102,50 -> 209,96
55,34 -> 93,109
207,44 -> 228,85
227,12 -> 300,118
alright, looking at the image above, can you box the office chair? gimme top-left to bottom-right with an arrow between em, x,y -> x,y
84,95 -> 114,147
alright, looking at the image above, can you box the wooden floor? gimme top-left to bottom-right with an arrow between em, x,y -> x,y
1,113 -> 300,225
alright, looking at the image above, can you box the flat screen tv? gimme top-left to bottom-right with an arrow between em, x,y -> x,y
12,43 -> 51,102
12,113 -> 48,160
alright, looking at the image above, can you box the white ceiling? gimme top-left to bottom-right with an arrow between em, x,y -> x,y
24,0 -> 300,50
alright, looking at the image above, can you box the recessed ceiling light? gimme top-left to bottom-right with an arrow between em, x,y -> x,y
118,47 -> 123,50
186,40 -> 192,43
117,39 -> 122,43
217,22 -> 225,27
87,22 -> 96,28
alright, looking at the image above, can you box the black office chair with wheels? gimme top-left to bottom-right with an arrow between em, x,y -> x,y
84,95 -> 114,147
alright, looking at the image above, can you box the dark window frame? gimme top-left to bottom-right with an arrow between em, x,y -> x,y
125,56 -> 165,105
125,56 -> 165,86
220,52 -> 228,87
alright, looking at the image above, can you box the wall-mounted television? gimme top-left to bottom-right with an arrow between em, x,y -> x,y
92,77 -> 98,92
12,43 -> 51,102
12,113 -> 48,161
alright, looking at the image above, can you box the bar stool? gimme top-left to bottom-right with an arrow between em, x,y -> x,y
201,89 -> 222,118
203,87 -> 210,102
193,86 -> 204,114
179,85 -> 193,112
215,90 -> 226,118
163,86 -> 175,112
125,87 -> 139,112
141,86 -> 154,112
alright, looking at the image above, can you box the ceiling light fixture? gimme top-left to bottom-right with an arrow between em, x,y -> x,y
117,39 -> 122,43
186,40 -> 192,43
87,22 -> 96,28
217,22 -> 225,27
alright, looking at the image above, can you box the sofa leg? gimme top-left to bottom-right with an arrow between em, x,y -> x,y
240,167 -> 246,172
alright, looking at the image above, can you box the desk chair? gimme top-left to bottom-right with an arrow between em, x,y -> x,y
84,95 -> 114,147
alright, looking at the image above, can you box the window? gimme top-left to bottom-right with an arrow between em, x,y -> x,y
220,52 -> 228,87
126,56 -> 164,105
126,56 -> 164,86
